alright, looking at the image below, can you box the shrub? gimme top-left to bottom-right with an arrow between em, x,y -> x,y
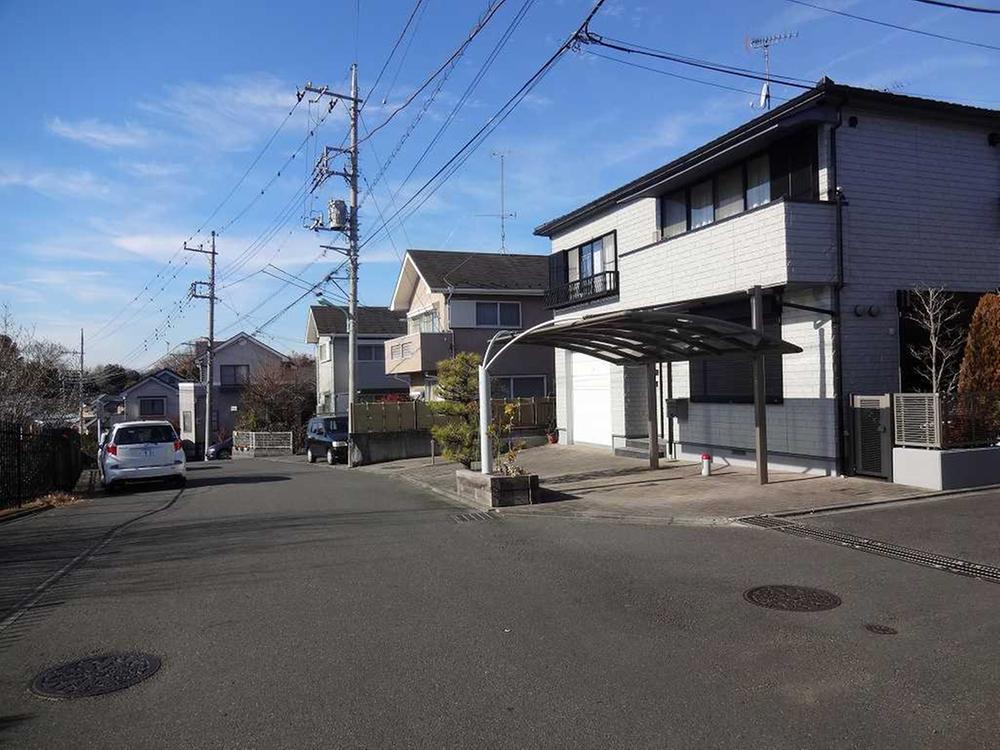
958,293 -> 1000,393
430,352 -> 481,468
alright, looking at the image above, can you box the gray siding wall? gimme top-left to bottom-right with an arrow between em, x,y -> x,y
123,380 -> 179,425
835,106 -> 1000,396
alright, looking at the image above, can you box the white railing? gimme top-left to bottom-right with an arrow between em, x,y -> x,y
232,430 -> 293,456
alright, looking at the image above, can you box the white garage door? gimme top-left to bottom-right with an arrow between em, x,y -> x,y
570,352 -> 612,446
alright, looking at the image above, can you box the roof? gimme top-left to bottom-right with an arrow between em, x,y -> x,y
510,309 -> 801,366
307,305 -> 407,337
120,373 -> 180,397
535,78 -> 999,238
406,250 -> 548,292
195,332 -> 289,363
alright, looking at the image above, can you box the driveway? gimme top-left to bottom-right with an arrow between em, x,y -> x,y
1,459 -> 997,748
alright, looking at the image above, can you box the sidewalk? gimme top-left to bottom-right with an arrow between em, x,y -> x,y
358,444 -> 930,525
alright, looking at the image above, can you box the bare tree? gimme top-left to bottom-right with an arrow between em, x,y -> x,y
0,305 -> 77,423
905,287 -> 965,393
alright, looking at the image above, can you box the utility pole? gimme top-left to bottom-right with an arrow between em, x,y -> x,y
186,230 -> 217,460
78,328 -> 84,435
302,65 -> 361,466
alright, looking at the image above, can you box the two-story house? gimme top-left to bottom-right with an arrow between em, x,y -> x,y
178,331 -> 290,450
305,304 -> 409,414
385,249 -> 555,400
535,79 -> 999,478
119,368 -> 182,426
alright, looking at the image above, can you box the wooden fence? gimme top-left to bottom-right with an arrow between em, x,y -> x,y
350,397 -> 555,435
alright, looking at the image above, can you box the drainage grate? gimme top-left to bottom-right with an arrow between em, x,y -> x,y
452,511 -> 500,524
744,585 -> 842,612
31,653 -> 161,699
865,623 -> 898,635
740,515 -> 1000,585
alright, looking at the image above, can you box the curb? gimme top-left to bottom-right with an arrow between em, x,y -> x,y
0,504 -> 53,526
758,482 -> 1000,520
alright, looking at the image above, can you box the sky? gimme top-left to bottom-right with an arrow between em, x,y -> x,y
1,0 -> 996,367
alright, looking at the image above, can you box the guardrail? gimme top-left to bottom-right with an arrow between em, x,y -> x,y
894,392 -> 1000,449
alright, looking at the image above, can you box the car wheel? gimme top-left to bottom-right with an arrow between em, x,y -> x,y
171,476 -> 186,488
307,448 -> 315,464
106,480 -> 120,494
326,447 -> 334,465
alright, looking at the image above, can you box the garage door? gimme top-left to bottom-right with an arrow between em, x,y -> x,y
570,352 -> 612,446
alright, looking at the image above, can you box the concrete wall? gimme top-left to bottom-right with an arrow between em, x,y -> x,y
894,446 -> 1000,491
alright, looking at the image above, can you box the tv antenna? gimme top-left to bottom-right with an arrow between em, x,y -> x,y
477,150 -> 516,254
747,31 -> 798,110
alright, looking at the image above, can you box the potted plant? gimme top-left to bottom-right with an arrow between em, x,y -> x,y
545,417 -> 559,444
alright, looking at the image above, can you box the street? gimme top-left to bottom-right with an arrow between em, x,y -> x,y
1,459 -> 998,748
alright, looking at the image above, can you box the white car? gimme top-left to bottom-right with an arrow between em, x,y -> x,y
100,420 -> 186,491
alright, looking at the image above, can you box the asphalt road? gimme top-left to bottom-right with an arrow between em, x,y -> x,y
1,459 -> 998,748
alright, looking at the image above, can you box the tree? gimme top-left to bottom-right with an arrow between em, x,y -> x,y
905,287 -> 965,393
0,305 -> 77,423
91,363 -> 141,394
958,292 -> 1000,393
429,352 -> 481,469
236,361 -> 315,436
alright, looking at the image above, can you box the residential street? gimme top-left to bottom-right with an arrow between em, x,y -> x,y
1,459 -> 999,748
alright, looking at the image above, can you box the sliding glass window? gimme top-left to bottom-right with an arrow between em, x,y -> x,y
689,180 -> 714,229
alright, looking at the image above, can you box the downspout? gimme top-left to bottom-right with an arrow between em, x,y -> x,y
829,105 -> 848,476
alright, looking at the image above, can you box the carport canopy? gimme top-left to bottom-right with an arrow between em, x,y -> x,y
479,303 -> 803,484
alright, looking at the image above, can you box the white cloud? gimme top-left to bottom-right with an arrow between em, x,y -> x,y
47,117 -> 156,149
119,161 -> 187,178
25,269 -> 111,303
0,165 -> 112,199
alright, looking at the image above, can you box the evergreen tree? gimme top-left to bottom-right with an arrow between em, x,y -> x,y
958,293 -> 1000,393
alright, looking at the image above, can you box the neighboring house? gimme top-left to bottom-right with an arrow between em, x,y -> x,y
120,368 -> 182,426
534,79 -> 999,477
305,305 -> 409,415
92,393 -> 124,438
178,332 -> 290,449
386,249 -> 555,400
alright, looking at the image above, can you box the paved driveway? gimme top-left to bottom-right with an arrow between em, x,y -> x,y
1,459 -> 997,748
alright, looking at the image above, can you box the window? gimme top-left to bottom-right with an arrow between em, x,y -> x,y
688,299 -> 783,404
491,376 -> 546,399
409,309 -> 440,333
114,424 -> 176,445
661,191 -> 687,238
182,411 -> 192,432
689,179 -> 714,228
475,301 -> 521,328
138,397 -> 166,417
745,154 -> 770,209
578,238 -> 603,279
318,342 -> 330,362
357,343 -> 385,361
770,130 -> 818,202
716,166 -> 744,220
220,364 -> 250,385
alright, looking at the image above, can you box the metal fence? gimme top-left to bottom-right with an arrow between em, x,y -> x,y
350,397 -> 556,435
232,431 -> 294,456
894,392 -> 1000,449
0,422 -> 82,510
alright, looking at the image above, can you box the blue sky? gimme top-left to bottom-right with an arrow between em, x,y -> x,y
1,0 -> 996,366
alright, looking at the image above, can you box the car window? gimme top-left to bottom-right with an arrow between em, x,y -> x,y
114,425 -> 176,445
325,418 -> 348,433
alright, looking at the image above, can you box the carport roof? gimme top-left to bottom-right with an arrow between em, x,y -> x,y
514,309 -> 802,365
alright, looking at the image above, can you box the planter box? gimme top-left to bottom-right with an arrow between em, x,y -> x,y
893,446 -> 1000,491
455,469 -> 540,508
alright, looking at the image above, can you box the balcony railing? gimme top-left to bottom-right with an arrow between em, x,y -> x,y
545,270 -> 619,309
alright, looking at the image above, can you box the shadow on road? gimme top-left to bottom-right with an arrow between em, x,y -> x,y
184,474 -> 291,489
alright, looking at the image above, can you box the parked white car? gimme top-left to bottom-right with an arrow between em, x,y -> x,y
99,420 -> 186,491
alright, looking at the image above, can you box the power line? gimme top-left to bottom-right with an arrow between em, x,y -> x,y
365,0 -> 426,108
359,0 -> 509,143
783,0 -> 1000,52
910,0 -> 1000,13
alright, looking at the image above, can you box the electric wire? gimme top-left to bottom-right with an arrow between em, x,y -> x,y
910,0 -> 1000,13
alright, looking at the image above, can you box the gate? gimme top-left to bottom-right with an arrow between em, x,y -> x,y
852,394 -> 892,479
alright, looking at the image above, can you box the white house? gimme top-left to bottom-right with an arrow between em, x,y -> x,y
534,79 -> 999,479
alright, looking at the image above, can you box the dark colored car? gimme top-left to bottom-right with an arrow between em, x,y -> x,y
206,436 -> 233,460
305,416 -> 348,465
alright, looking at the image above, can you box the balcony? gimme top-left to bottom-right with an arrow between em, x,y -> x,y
384,331 -> 451,375
545,270 -> 619,309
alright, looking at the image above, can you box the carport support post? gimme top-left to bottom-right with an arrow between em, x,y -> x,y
478,365 -> 493,475
750,285 -> 769,485
645,362 -> 659,470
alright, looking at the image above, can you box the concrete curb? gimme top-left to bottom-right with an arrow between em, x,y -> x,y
758,482 -> 1000,519
0,504 -> 53,526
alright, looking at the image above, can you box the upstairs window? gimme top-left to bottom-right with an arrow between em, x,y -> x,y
475,301 -> 521,328
357,344 -> 385,361
745,154 -> 770,209
139,397 -> 166,417
409,309 -> 440,334
220,364 -> 250,385
716,166 -> 744,220
661,192 -> 687,239
689,180 -> 715,229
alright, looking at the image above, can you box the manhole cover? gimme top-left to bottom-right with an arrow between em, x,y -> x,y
744,585 -> 842,612
865,623 -> 898,635
31,653 -> 161,699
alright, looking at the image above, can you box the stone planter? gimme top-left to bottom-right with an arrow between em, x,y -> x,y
455,469 -> 540,508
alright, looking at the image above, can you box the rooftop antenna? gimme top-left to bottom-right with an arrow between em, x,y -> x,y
747,31 -> 798,110
477,150 -> 517,254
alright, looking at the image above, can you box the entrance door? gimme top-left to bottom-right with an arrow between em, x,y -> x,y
570,353 -> 612,446
852,394 -> 892,479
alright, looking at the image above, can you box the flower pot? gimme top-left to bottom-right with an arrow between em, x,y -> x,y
546,432 -> 559,444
